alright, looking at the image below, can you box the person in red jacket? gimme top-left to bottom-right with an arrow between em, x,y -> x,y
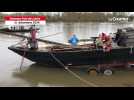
99,32 -> 107,42
99,32 -> 112,52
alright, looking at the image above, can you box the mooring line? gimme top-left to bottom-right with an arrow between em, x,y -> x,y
19,50 -> 26,71
39,32 -> 63,39
49,52 -> 98,87
19,44 -> 27,72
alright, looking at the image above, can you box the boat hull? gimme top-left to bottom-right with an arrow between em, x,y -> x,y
8,46 -> 134,67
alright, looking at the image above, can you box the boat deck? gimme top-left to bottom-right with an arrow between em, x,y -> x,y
37,42 -> 131,53
11,39 -> 133,53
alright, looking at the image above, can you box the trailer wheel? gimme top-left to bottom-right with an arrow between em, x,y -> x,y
103,69 -> 113,76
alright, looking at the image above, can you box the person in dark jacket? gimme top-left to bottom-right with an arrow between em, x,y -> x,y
115,29 -> 127,47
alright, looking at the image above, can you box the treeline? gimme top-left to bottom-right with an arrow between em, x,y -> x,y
47,12 -> 134,22
47,12 -> 111,22
0,12 -> 134,22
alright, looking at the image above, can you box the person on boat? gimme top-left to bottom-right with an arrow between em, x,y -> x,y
103,35 -> 112,52
114,29 -> 127,47
98,32 -> 112,52
99,32 -> 108,42
95,37 -> 103,49
27,25 -> 38,50
68,33 -> 79,46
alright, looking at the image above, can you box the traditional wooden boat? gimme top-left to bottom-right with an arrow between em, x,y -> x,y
8,43 -> 134,67
7,27 -> 134,68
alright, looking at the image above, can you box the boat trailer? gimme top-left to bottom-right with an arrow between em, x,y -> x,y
87,61 -> 134,76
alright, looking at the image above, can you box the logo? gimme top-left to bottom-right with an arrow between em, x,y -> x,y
108,17 -> 129,23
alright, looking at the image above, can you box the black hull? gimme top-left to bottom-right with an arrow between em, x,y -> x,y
8,46 -> 134,67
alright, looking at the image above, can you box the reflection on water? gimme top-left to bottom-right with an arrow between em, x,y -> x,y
12,63 -> 134,87
1,22 -> 134,87
12,64 -> 87,87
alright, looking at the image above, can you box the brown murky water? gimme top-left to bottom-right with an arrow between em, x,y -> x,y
1,22 -> 134,87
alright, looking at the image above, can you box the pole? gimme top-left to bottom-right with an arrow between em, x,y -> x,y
0,30 -> 68,46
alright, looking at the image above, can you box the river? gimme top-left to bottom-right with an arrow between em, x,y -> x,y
1,22 -> 134,87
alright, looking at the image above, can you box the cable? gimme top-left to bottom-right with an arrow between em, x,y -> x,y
39,32 -> 63,39
49,51 -> 98,87
19,44 -> 27,72
19,50 -> 26,71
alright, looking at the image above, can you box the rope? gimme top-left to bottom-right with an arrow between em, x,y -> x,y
49,51 -> 98,87
19,44 -> 27,72
20,51 -> 26,71
11,38 -> 26,47
39,32 -> 62,39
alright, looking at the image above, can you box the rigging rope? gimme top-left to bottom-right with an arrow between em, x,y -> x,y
19,41 -> 27,72
39,32 -> 63,39
49,51 -> 98,87
19,49 -> 26,72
